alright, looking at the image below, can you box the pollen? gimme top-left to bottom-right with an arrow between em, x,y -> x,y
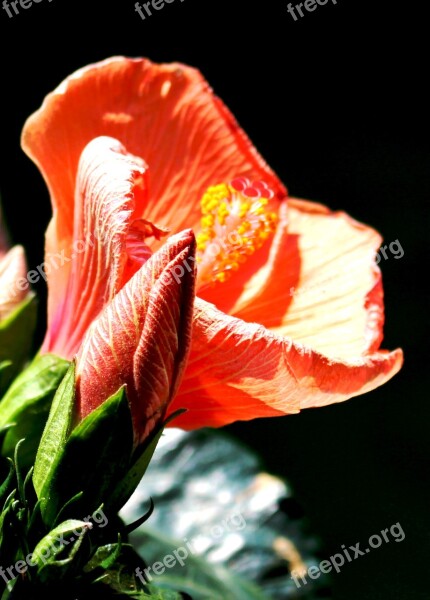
196,177 -> 279,288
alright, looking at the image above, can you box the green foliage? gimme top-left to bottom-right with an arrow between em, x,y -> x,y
35,383 -> 134,526
0,354 -> 70,470
0,365 -> 302,598
0,440 -> 190,599
110,409 -> 186,513
0,295 -> 37,394
32,518 -> 93,582
32,362 -> 77,502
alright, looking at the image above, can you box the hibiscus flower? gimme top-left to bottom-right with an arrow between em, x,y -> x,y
21,57 -> 403,431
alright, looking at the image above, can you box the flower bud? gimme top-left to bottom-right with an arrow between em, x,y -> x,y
75,229 -> 196,446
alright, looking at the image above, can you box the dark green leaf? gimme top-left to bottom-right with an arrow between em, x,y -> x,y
0,354 -> 70,470
110,410 -> 186,513
0,294 -> 37,393
0,361 -> 12,398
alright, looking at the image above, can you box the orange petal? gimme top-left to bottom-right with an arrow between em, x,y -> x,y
76,230 -> 196,446
168,298 -> 403,429
268,198 -> 389,360
0,246 -> 31,322
204,197 -> 391,362
42,137 -> 149,358
21,56 -> 286,255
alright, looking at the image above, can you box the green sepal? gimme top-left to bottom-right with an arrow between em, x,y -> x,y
83,542 -> 170,598
84,537 -> 123,573
33,361 -> 76,501
0,354 -> 70,470
0,294 -> 37,394
38,385 -> 134,526
109,409 -> 186,513
123,498 -> 154,535
31,519 -> 93,583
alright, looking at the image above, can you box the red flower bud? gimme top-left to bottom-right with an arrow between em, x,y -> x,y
75,230 -> 196,446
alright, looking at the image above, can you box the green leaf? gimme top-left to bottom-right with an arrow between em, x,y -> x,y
32,518 -> 92,582
0,354 -> 70,470
33,361 -> 76,500
39,386 -> 134,526
0,294 -> 37,393
84,542 -> 157,598
84,539 -> 123,573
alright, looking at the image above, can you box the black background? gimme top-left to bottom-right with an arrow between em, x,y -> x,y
0,0 -> 428,598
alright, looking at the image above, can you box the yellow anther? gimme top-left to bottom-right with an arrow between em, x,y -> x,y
217,202 -> 230,226
196,178 -> 280,288
239,202 -> 251,218
201,214 -> 215,228
237,221 -> 251,235
196,231 -> 213,252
